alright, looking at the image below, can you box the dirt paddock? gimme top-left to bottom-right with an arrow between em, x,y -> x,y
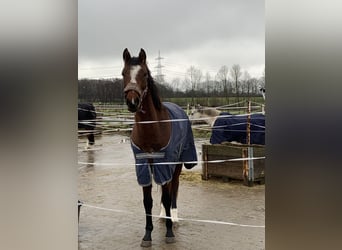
78,134 -> 265,250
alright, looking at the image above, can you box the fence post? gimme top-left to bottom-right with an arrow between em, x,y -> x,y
246,100 -> 254,186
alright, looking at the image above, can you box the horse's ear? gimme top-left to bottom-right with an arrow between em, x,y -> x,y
123,48 -> 131,63
139,48 -> 146,64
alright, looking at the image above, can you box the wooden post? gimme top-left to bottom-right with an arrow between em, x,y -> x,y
246,100 -> 254,186
242,148 -> 249,185
247,100 -> 251,145
202,145 -> 209,180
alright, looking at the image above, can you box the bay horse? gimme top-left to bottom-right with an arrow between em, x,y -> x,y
78,103 -> 96,148
122,48 -> 197,247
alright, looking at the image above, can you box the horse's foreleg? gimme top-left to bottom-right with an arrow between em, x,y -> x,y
170,164 -> 182,222
141,185 -> 153,247
88,131 -> 95,146
159,164 -> 182,222
159,202 -> 166,218
162,183 -> 175,243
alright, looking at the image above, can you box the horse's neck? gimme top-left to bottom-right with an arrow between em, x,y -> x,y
207,108 -> 220,117
200,108 -> 220,127
132,96 -> 171,152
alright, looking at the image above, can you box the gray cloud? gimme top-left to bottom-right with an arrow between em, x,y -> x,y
79,0 -> 264,79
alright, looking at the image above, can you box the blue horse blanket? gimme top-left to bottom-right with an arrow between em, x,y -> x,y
131,102 -> 197,186
210,112 -> 265,145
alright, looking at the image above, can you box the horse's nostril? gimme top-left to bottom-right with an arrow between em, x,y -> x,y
126,97 -> 140,112
131,97 -> 140,106
129,97 -> 139,107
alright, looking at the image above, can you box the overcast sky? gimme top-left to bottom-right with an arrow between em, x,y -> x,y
78,0 -> 264,82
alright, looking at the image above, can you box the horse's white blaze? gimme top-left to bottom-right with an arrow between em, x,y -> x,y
130,65 -> 141,83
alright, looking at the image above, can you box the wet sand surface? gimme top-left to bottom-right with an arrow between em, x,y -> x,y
78,134 -> 265,250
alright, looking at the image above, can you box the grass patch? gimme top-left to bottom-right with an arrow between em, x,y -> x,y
180,171 -> 202,182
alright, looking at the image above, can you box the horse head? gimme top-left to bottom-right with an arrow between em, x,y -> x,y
122,48 -> 150,113
259,87 -> 265,100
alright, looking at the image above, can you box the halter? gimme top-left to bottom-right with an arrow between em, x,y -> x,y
124,84 -> 148,113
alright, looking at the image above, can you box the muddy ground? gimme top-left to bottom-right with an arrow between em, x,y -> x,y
78,134 -> 265,250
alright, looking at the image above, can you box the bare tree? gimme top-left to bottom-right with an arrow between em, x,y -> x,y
230,64 -> 242,103
203,71 -> 212,105
249,77 -> 259,95
243,70 -> 251,96
259,67 -> 265,89
171,77 -> 181,92
216,65 -> 230,103
185,66 -> 202,105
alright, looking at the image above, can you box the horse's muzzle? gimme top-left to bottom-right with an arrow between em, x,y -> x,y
125,90 -> 140,113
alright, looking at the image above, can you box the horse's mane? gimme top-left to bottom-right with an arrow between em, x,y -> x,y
146,68 -> 162,111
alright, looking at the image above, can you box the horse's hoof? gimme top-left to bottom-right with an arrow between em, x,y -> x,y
165,237 -> 176,244
140,240 -> 152,247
